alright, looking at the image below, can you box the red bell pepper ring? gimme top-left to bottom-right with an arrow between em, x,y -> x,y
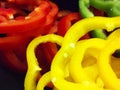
0,8 -> 15,20
7,0 -> 41,5
34,42 -> 58,74
28,1 -> 59,36
41,42 -> 58,64
0,35 -> 29,50
0,46 -> 27,73
0,1 -> 50,34
57,12 -> 82,36
42,1 -> 58,32
0,0 -> 58,73
0,0 -> 58,47
0,15 -> 8,22
57,12 -> 90,39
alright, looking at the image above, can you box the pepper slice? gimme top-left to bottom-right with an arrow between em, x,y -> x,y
24,34 -> 63,90
90,0 -> 120,17
57,12 -> 81,36
98,29 -> 120,90
0,1 -> 50,34
0,35 -> 29,50
78,0 -> 107,39
69,38 -> 106,83
50,16 -> 120,90
30,1 -> 59,36
24,16 -> 120,90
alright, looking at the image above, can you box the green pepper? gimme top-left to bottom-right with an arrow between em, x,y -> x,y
90,0 -> 120,17
78,0 -> 107,39
89,0 -> 120,57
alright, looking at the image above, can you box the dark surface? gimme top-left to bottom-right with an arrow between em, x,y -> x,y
0,64 -> 25,90
52,0 -> 79,11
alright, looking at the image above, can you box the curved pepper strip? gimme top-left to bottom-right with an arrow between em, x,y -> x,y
7,0 -> 41,5
0,35 -> 28,50
24,34 -> 63,90
1,49 -> 27,73
0,1 -> 50,34
0,0 -> 58,50
36,71 -> 51,90
89,0 -> 120,58
57,12 -> 81,36
30,1 -> 59,36
50,16 -> 120,90
78,0 -> 107,39
40,42 -> 58,64
69,38 -> 106,83
90,0 -> 120,17
98,29 -> 120,90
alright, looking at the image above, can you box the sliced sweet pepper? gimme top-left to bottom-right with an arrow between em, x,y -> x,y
0,1 -> 50,34
50,16 -> 120,90
78,0 -> 107,39
69,38 -> 106,83
0,35 -> 28,50
31,1 -> 59,36
24,34 -> 63,90
98,29 -> 120,90
57,12 -> 89,39
24,16 -> 120,90
90,0 -> 120,17
1,48 -> 27,73
57,12 -> 81,36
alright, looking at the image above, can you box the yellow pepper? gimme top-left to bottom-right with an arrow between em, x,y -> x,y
24,16 -> 120,90
69,38 -> 106,83
98,29 -> 120,90
24,34 -> 63,90
50,16 -> 120,90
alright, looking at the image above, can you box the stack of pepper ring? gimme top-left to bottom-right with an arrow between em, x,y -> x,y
0,0 -> 58,73
25,16 -> 120,90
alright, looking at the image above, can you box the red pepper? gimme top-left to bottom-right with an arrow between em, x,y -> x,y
41,42 -> 58,64
7,0 -> 41,5
0,8 -> 15,20
90,7 -> 104,16
57,12 -> 82,36
29,1 -> 59,36
0,1 -> 50,34
0,15 -> 8,22
0,35 -> 29,50
57,12 -> 90,39
0,0 -> 59,73
0,45 -> 27,73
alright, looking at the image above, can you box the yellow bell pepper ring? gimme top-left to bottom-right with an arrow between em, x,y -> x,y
50,16 -> 120,90
24,16 -> 120,90
69,38 -> 106,83
24,34 -> 63,90
98,29 -> 120,90
36,71 -> 51,90
62,16 -> 120,48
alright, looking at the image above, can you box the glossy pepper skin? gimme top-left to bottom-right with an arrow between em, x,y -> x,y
90,0 -> 120,17
57,12 -> 90,39
25,16 -> 120,90
0,1 -> 50,34
88,0 -> 120,56
25,34 -> 63,90
0,0 -> 58,73
50,16 -> 120,90
78,0 -> 107,39
57,12 -> 81,36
